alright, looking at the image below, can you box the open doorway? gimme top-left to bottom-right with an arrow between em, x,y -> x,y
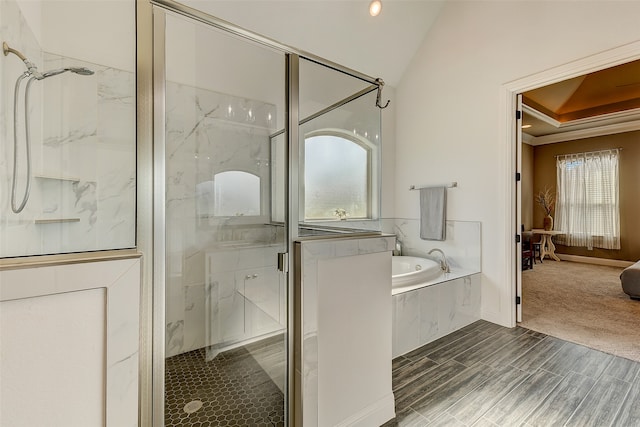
504,43 -> 640,362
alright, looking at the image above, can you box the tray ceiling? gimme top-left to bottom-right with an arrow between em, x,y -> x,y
523,59 -> 640,139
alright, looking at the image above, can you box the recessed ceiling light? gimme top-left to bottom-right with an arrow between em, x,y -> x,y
522,124 -> 532,129
369,0 -> 382,17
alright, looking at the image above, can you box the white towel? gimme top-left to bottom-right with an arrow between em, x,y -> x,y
420,186 -> 446,240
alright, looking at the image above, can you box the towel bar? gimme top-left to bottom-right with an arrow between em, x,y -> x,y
409,182 -> 457,190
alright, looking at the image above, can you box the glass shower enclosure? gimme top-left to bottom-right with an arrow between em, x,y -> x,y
153,4 -> 383,426
157,10 -> 288,426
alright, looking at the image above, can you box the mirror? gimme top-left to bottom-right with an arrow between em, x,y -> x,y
197,171 -> 261,217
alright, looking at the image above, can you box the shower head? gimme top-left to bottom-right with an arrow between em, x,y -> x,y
4,42 -> 94,80
41,66 -> 95,79
69,67 -> 94,76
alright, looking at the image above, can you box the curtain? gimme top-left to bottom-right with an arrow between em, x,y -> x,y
555,149 -> 620,250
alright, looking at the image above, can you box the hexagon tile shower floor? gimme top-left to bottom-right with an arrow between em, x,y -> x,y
165,342 -> 285,426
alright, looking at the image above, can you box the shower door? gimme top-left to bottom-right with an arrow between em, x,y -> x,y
157,10 -> 288,426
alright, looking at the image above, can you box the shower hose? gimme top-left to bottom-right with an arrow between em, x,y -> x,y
10,72 -> 36,213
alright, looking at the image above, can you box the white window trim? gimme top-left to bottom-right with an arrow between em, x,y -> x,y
301,128 -> 379,222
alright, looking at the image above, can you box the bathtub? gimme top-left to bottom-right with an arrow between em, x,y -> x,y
392,256 -> 442,290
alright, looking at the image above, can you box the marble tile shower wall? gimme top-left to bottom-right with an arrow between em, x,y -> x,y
164,81 -> 283,357
1,0 -> 43,256
0,0 -> 136,257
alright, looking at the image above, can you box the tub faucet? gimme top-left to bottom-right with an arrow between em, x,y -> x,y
428,248 -> 450,273
393,239 -> 402,256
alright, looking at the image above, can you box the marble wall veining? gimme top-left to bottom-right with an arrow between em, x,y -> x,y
0,0 -> 136,258
392,274 -> 481,358
164,80 -> 284,357
382,219 -> 483,357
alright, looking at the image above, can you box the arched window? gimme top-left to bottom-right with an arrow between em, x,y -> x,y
304,133 -> 371,220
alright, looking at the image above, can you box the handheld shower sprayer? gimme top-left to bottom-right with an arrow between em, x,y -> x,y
3,41 -> 95,213
42,67 -> 95,79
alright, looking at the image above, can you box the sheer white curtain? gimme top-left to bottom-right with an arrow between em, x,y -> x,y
555,149 -> 620,250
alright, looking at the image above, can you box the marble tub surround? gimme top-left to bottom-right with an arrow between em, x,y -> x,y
383,219 -> 481,275
393,274 -> 481,358
0,3 -> 136,259
381,220 -> 482,357
392,263 -> 479,296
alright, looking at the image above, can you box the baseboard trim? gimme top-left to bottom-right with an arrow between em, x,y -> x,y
556,254 -> 634,268
334,393 -> 396,427
481,310 -> 511,328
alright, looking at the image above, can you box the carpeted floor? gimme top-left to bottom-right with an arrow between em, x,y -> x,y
521,260 -> 640,362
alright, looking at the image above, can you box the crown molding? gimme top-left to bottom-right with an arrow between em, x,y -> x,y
523,104 -> 562,128
524,103 -> 640,130
522,132 -> 536,145
526,119 -> 640,146
523,101 -> 640,145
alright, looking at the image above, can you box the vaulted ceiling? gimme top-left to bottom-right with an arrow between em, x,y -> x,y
176,0 -> 640,142
181,0 -> 445,87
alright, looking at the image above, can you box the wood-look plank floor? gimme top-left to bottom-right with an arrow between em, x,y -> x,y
383,320 -> 640,427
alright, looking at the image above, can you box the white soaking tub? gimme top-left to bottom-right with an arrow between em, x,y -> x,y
391,256 -> 442,292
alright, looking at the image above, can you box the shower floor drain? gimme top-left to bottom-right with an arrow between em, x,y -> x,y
183,400 -> 203,414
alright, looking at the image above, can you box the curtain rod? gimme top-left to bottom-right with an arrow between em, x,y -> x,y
554,148 -> 622,158
409,182 -> 457,190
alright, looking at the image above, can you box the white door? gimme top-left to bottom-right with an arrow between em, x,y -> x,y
516,93 -> 523,322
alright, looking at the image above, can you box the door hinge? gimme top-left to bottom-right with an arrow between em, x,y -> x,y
515,172 -> 521,182
515,234 -> 521,243
277,252 -> 289,273
516,296 -> 521,305
516,110 -> 522,120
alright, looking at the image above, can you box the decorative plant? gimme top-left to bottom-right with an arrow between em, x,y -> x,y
535,187 -> 555,216
334,208 -> 348,220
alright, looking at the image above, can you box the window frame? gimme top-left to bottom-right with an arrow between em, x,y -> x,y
301,129 -> 377,222
555,150 -> 620,249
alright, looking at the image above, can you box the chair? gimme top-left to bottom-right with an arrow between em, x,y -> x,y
522,237 -> 534,270
621,261 -> 640,300
522,228 -> 542,265
532,240 -> 542,264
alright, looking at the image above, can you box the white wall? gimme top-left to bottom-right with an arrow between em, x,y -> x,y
395,1 -> 640,326
381,86 -> 396,219
41,0 -> 135,72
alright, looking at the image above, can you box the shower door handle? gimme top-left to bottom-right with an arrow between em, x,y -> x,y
277,252 -> 289,273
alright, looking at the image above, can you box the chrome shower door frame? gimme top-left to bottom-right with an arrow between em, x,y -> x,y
145,2 -> 382,425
